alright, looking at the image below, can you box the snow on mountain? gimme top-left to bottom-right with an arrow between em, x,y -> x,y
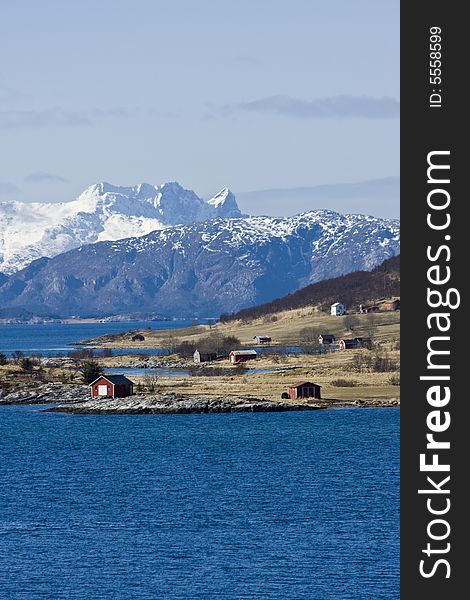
0,209 -> 400,318
0,181 -> 242,274
206,188 -> 240,214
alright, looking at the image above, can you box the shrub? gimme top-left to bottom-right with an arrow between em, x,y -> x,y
351,351 -> 397,373
188,334 -> 240,357
12,350 -> 25,363
263,314 -> 278,323
344,315 -> 359,333
388,373 -> 400,386
190,366 -> 247,377
79,361 -> 103,384
351,352 -> 372,372
19,357 -> 34,372
0,353 -> 8,366
175,341 -> 197,358
372,352 -> 398,372
146,376 -> 159,393
162,334 -> 177,354
68,348 -> 95,360
331,378 -> 356,387
299,327 -> 320,343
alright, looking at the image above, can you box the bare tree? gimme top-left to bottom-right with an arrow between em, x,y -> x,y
299,327 -> 321,343
344,315 -> 359,333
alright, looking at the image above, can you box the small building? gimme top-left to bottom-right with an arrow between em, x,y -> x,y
193,349 -> 218,363
383,299 -> 400,311
253,335 -> 272,344
331,302 -> 346,316
131,334 -> 145,342
339,338 -> 359,350
89,374 -> 134,398
339,337 -> 372,350
287,381 -> 322,400
318,334 -> 336,345
229,350 -> 257,364
359,304 -> 379,314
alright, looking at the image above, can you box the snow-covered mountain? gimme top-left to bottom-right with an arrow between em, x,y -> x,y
0,181 -> 242,274
0,210 -> 400,318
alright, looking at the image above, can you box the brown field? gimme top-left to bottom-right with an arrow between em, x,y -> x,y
126,351 -> 400,405
81,308 -> 400,405
1,308 -> 400,407
84,307 -> 400,348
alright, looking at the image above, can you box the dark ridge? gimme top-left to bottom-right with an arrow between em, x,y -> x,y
219,255 -> 400,322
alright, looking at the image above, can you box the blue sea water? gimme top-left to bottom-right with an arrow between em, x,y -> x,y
106,367 -> 192,378
0,321 -> 198,357
0,406 -> 399,599
0,323 -> 317,359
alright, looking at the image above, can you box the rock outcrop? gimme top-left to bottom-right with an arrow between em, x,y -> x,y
47,393 -> 326,414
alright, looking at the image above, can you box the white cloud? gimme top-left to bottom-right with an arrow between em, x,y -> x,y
224,94 -> 399,119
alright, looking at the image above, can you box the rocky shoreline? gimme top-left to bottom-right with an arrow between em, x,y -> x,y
47,393 -> 327,415
0,383 -> 89,405
40,356 -> 191,369
0,383 -> 398,414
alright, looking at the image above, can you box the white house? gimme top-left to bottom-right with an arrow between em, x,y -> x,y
330,302 -> 346,316
253,335 -> 272,344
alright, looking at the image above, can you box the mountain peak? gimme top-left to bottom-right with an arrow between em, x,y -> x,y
88,181 -> 122,195
0,180 -> 242,273
208,187 -> 231,206
207,188 -> 241,217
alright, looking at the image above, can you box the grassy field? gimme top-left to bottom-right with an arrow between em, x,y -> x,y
2,308 -> 400,407
130,354 -> 399,404
81,308 -> 400,404
1,348 -> 399,406
84,308 -> 400,349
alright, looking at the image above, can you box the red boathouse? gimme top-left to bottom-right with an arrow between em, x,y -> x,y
229,350 -> 258,364
89,374 -> 134,398
287,381 -> 322,400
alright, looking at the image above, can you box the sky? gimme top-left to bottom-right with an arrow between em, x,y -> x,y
0,0 -> 399,212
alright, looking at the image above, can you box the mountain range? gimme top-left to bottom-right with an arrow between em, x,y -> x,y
0,181 -> 241,274
0,206 -> 400,318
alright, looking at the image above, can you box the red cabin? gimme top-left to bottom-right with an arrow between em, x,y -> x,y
89,374 -> 134,398
339,338 -> 359,350
229,350 -> 258,364
287,381 -> 322,400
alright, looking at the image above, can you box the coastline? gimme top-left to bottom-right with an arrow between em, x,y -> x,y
0,312 -> 400,414
0,382 -> 399,414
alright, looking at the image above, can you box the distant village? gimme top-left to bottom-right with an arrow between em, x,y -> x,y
85,297 -> 400,403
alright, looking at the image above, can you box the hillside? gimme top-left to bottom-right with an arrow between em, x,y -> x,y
0,212 -> 399,318
83,257 -> 400,349
220,255 -> 400,323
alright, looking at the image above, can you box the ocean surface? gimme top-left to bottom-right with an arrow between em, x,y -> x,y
0,406 -> 399,599
0,323 -> 319,362
0,323 -> 332,362
0,321 -> 200,357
